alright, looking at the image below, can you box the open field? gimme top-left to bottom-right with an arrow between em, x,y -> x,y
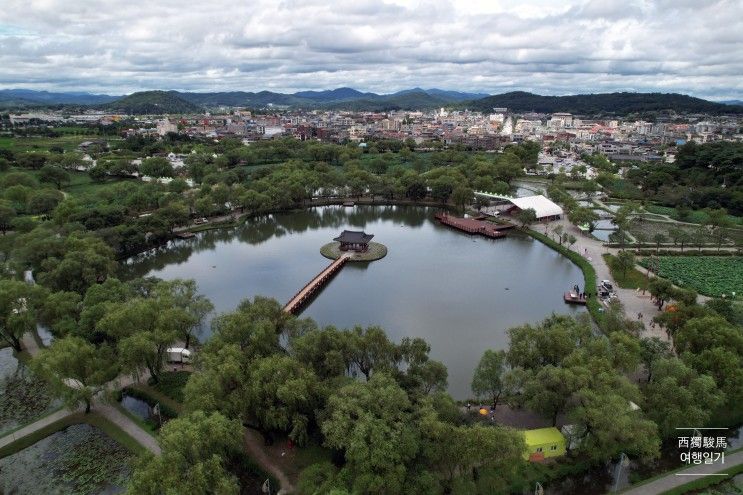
0,134 -> 109,153
0,167 -> 132,197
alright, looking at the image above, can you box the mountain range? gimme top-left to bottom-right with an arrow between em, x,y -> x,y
1,87 -> 741,115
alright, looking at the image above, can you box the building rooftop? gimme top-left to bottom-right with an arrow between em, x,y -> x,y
523,427 -> 565,446
334,230 -> 374,244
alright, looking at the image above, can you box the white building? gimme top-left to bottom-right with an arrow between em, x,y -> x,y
156,119 -> 178,136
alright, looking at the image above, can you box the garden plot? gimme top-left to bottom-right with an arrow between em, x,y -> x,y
628,219 -> 743,246
641,256 -> 743,297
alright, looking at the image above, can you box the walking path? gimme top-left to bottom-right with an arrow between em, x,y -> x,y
536,217 -> 668,340
243,429 -> 295,494
93,401 -> 161,454
620,449 -> 743,494
4,331 -> 162,456
0,407 -> 78,450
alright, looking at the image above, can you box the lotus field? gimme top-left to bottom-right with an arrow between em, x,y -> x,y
644,256 -> 743,297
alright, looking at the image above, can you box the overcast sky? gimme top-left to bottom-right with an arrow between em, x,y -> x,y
1,0 -> 741,99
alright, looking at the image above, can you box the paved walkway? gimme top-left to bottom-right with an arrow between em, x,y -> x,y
243,429 -> 295,494
620,449 -> 743,494
93,401 -> 161,454
536,218 -> 668,340
6,332 -> 162,455
0,407 -> 79,450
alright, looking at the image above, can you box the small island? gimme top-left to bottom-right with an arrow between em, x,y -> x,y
321,230 -> 388,262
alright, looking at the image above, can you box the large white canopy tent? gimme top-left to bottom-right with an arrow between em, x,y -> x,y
474,191 -> 564,220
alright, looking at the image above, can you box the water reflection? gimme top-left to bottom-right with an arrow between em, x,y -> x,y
123,206 -> 585,398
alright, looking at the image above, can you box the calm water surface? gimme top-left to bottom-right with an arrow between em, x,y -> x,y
124,206 -> 585,397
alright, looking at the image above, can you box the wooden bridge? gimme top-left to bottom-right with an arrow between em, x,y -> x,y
283,253 -> 351,314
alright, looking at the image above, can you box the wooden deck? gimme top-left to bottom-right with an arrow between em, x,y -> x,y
283,254 -> 351,314
434,212 -> 513,239
563,292 -> 587,305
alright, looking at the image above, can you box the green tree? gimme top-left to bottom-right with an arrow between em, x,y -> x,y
471,349 -> 508,410
568,207 -> 599,231
97,298 -> 181,382
139,156 -> 174,178
0,279 -> 46,351
569,384 -> 660,462
321,373 -> 420,495
649,278 -> 674,309
639,337 -> 672,383
38,164 -> 71,189
652,232 -> 666,253
27,189 -> 64,214
154,279 -> 213,348
524,365 -> 586,425
38,290 -> 82,337
515,208 -> 537,228
31,336 -> 117,413
451,185 -> 473,213
245,355 -> 320,445
615,250 -> 636,278
0,201 -> 16,234
643,357 -> 724,438
348,325 -> 397,380
705,208 -> 732,251
127,411 -> 241,495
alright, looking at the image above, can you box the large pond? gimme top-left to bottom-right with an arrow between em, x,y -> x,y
124,206 -> 585,397
0,423 -> 134,494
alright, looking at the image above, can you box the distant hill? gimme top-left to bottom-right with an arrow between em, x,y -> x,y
293,87 -> 377,102
104,90 -> 203,114
0,89 -> 119,107
464,91 -> 743,115
3,87 -> 740,115
323,89 -> 450,111
403,88 -> 489,102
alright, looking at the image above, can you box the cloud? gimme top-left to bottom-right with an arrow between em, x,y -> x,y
0,0 -> 741,99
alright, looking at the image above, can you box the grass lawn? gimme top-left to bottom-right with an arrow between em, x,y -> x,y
62,171 -> 134,196
0,134 -> 105,153
603,253 -> 649,290
0,167 -> 132,198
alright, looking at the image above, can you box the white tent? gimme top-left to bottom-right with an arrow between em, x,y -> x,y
508,195 -> 564,219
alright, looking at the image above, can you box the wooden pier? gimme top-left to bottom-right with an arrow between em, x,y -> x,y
283,253 -> 351,314
563,292 -> 587,305
434,212 -> 513,239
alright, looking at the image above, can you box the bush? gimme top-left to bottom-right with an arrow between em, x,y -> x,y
148,370 -> 190,403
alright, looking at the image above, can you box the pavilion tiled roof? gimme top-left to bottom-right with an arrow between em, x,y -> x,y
334,230 -> 374,244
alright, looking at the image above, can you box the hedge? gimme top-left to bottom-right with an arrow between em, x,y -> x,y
525,229 -> 603,324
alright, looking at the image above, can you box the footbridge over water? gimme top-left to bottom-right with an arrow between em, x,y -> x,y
283,253 -> 351,314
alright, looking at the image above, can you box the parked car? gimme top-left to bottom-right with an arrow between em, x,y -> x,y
600,280 -> 614,292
